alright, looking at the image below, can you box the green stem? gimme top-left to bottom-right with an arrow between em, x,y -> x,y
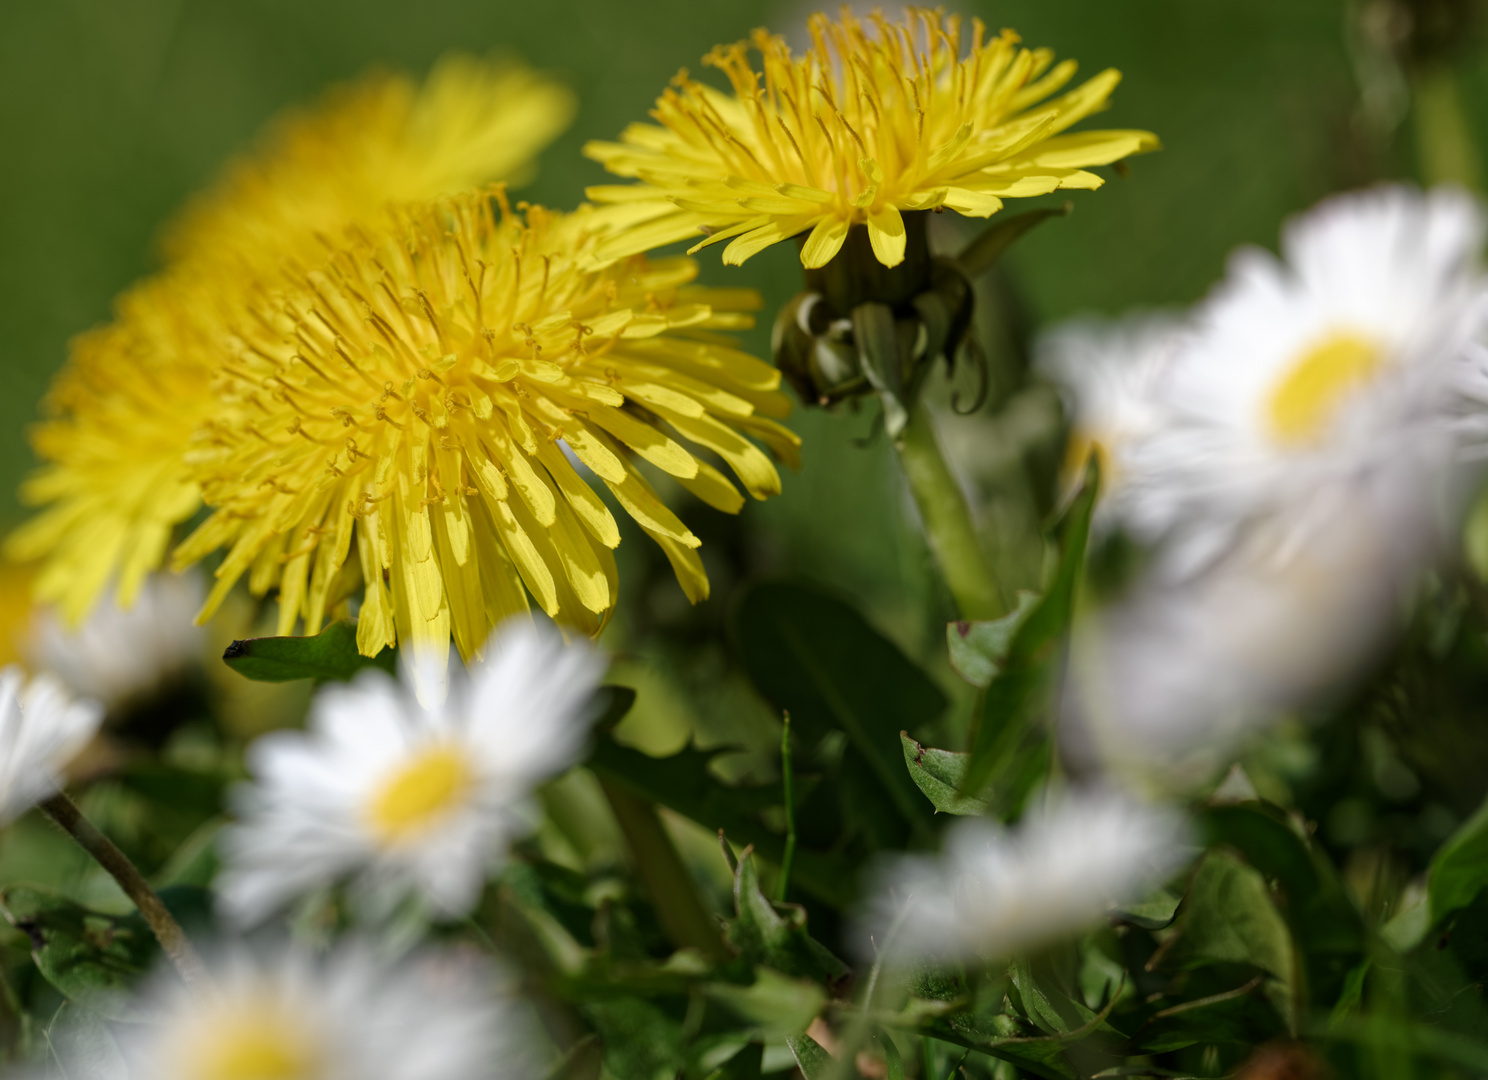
1414,63 -> 1483,191
775,712 -> 797,904
38,793 -> 206,984
894,400 -> 1004,620
597,779 -> 726,960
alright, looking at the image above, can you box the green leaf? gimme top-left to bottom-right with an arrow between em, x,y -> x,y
0,887 -> 160,1020
734,581 -> 944,838
874,1029 -> 906,1080
1428,791 -> 1488,924
785,1032 -> 835,1079
1200,802 -> 1363,1006
704,968 -> 826,1038
923,987 -> 1127,1080
1149,849 -> 1296,1030
962,463 -> 1096,799
900,734 -> 990,816
946,592 -> 1039,688
723,848 -> 849,986
583,997 -> 685,1080
1009,958 -> 1122,1039
1111,888 -> 1181,931
1131,974 -> 1278,1054
956,204 -> 1071,278
586,736 -> 857,908
221,618 -> 396,683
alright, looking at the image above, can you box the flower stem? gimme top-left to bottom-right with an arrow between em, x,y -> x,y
775,712 -> 797,904
597,779 -> 726,960
38,792 -> 206,984
894,400 -> 1005,620
1414,63 -> 1482,191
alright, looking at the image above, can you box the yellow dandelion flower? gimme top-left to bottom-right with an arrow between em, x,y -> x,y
8,56 -> 575,623
584,7 -> 1157,269
163,55 -> 576,273
172,191 -> 797,678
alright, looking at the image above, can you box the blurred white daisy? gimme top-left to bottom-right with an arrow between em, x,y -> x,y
218,620 -> 604,924
113,941 -> 531,1080
858,789 -> 1190,963
0,666 -> 103,824
1123,185 -> 1486,573
1034,312 -> 1184,524
1063,474 -> 1436,789
30,572 -> 205,711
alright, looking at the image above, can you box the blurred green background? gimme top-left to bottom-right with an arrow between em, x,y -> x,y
0,0 -> 1469,632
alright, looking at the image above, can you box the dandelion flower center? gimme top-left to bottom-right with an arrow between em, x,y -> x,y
169,192 -> 796,681
181,1003 -> 323,1080
1266,331 -> 1384,446
367,745 -> 475,840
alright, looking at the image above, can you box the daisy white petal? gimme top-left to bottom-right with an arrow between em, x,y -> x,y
0,666 -> 103,824
1063,473 -> 1441,789
1034,311 -> 1185,525
217,619 -> 603,924
30,572 -> 206,710
1121,184 -> 1486,570
113,941 -> 534,1080
857,789 -> 1190,963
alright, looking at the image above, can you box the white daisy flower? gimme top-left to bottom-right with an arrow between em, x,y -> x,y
0,666 -> 103,824
1063,473 -> 1435,788
111,941 -> 532,1080
30,572 -> 206,710
217,619 -> 605,924
1123,184 -> 1486,574
857,789 -> 1190,963
1034,311 -> 1184,524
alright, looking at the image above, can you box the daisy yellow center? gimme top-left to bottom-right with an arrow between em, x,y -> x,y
181,1006 -> 322,1080
1265,332 -> 1384,446
366,745 -> 475,840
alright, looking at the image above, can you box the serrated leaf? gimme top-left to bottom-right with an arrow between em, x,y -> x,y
900,733 -> 989,815
222,618 -> 396,683
724,848 -> 849,985
946,592 -> 1040,688
734,581 -> 944,839
1,887 -> 163,1020
961,463 -> 1096,800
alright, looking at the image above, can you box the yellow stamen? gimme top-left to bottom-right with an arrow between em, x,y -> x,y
365,745 -> 474,841
183,1006 -> 322,1080
1266,332 -> 1383,446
